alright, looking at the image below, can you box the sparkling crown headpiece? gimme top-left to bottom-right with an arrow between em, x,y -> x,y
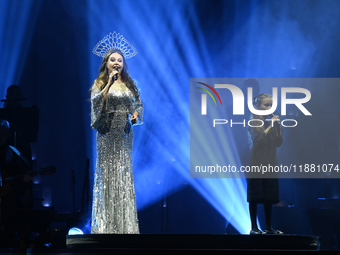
92,31 -> 137,59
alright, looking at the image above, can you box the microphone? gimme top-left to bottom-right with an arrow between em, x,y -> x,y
113,66 -> 119,81
270,113 -> 280,125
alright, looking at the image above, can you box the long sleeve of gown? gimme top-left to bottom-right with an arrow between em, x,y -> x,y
274,126 -> 283,148
247,119 -> 281,203
248,122 -> 282,148
91,87 -> 106,130
248,119 -> 267,149
130,96 -> 143,126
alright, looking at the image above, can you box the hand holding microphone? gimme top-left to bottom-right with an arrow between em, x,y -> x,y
108,66 -> 119,85
265,113 -> 281,135
130,112 -> 138,124
104,67 -> 120,99
113,66 -> 119,81
270,113 -> 280,126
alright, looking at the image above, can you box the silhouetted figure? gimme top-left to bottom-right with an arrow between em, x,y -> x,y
0,85 -> 39,162
3,85 -> 24,108
247,93 -> 283,235
0,119 -> 33,247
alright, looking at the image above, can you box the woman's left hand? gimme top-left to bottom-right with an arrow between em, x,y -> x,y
131,112 -> 139,124
272,115 -> 280,125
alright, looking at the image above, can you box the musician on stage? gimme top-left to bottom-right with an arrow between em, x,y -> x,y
0,119 -> 32,244
247,93 -> 283,235
1,85 -> 39,163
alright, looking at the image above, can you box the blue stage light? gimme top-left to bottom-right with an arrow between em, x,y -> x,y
2,0 -> 340,236
0,0 -> 42,98
68,227 -> 84,235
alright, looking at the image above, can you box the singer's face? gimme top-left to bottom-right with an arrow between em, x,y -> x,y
256,97 -> 272,111
107,52 -> 124,74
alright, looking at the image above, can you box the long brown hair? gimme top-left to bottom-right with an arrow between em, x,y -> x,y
248,93 -> 272,148
89,49 -> 140,98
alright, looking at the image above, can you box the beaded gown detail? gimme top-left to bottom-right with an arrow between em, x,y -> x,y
90,82 -> 143,234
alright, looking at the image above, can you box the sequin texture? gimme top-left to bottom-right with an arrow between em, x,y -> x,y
90,82 -> 143,234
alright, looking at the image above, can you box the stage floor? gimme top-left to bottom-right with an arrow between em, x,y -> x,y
0,234 -> 325,254
66,233 -> 320,251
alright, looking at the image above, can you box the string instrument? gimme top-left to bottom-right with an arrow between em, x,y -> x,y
1,166 -> 56,197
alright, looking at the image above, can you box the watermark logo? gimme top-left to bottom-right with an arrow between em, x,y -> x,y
194,79 -> 312,128
190,78 -> 340,179
199,84 -> 311,116
196,82 -> 223,115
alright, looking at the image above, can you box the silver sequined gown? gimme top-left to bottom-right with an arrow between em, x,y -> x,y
90,81 -> 143,234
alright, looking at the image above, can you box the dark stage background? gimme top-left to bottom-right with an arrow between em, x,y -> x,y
1,0 -> 340,248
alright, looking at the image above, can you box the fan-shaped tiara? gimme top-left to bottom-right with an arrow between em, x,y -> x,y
92,31 -> 137,59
